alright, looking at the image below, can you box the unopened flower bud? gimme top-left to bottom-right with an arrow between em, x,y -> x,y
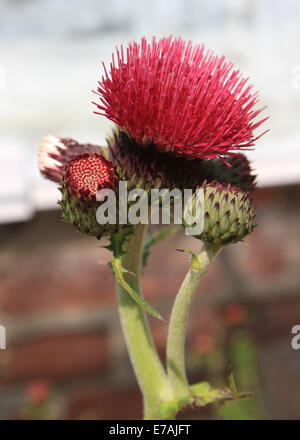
59,153 -> 118,239
183,182 -> 256,246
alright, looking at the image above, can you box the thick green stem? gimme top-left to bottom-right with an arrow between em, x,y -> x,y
116,224 -> 173,419
166,243 -> 220,399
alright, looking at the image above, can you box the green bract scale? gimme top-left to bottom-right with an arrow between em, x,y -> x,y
58,187 -> 119,240
184,181 -> 256,246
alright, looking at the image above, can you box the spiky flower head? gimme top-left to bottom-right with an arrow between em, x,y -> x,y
95,36 -> 267,160
183,181 -> 256,246
38,135 -> 103,183
64,153 -> 117,201
108,130 -> 256,192
59,153 -> 118,239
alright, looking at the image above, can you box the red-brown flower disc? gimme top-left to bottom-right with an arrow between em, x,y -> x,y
64,153 -> 117,201
94,36 -> 268,160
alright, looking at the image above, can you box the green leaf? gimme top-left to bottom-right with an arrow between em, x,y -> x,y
176,248 -> 201,272
190,382 -> 227,406
189,381 -> 252,407
142,225 -> 179,268
228,366 -> 239,400
105,227 -> 164,320
159,382 -> 252,419
160,397 -> 190,420
104,227 -> 134,258
111,257 -> 164,321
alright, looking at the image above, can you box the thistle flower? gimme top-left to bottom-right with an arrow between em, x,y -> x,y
59,153 -> 118,239
109,129 -> 256,192
184,181 -> 256,246
38,135 -> 103,183
95,36 -> 267,161
64,153 -> 117,201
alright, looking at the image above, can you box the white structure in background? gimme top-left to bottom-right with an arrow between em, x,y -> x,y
0,325 -> 6,350
0,66 -> 6,91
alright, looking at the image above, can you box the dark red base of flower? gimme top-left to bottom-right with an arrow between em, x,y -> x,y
108,130 -> 256,192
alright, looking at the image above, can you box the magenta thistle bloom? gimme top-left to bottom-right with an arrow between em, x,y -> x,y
94,36 -> 268,160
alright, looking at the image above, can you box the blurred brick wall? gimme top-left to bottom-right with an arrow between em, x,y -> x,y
0,184 -> 300,419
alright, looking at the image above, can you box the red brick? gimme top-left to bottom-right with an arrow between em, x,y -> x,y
149,319 -> 168,355
253,187 -> 283,204
239,232 -> 285,278
0,250 -> 117,316
189,305 -> 223,335
0,226 -> 228,317
252,297 -> 300,342
222,226 -> 299,296
142,233 -> 227,303
67,387 -> 142,420
0,332 -> 109,383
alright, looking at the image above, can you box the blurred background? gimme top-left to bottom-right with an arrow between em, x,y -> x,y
0,0 -> 300,420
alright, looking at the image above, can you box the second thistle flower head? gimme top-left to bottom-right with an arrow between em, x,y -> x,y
95,36 -> 267,160
64,153 -> 117,201
184,181 -> 256,247
59,153 -> 118,239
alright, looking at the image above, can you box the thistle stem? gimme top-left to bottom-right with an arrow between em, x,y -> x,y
166,243 -> 220,399
116,224 -> 173,419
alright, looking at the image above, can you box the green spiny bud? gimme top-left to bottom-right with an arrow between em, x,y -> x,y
58,187 -> 119,240
59,153 -> 119,240
183,181 -> 256,247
